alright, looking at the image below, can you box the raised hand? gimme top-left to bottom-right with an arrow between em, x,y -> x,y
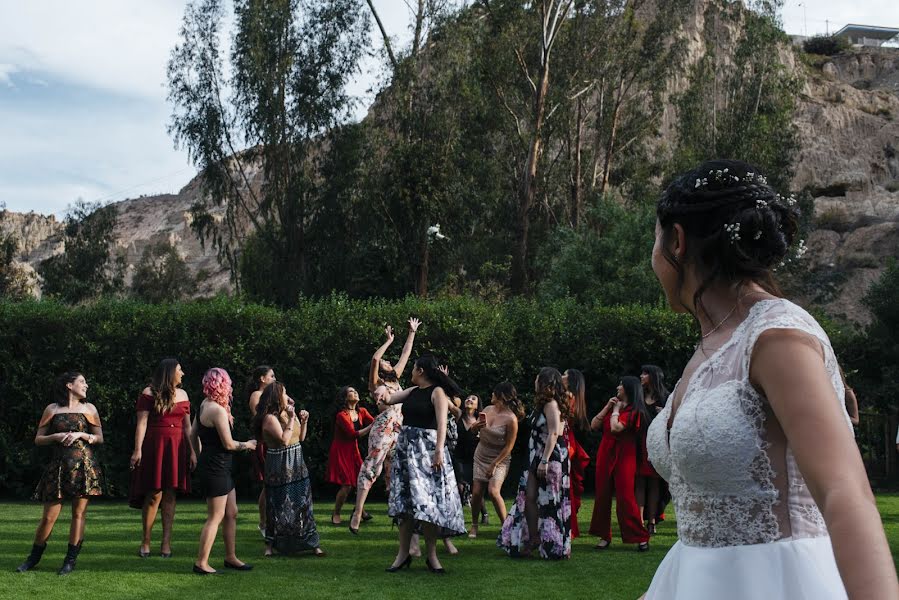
408,317 -> 421,333
384,325 -> 395,344
438,365 -> 449,376
299,410 -> 309,423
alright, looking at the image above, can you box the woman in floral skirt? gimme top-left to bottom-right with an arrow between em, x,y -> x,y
498,367 -> 572,560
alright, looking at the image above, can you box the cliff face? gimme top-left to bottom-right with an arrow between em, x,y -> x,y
793,49 -> 899,322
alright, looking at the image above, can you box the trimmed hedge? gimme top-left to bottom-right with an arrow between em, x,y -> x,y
0,296 -> 702,499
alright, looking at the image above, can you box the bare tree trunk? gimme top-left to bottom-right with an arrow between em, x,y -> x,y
365,0 -> 398,69
600,85 -> 623,195
416,228 -> 429,297
571,97 -> 584,228
511,61 -> 551,294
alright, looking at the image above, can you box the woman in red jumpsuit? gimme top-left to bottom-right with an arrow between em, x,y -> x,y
326,386 -> 374,525
588,375 -> 650,551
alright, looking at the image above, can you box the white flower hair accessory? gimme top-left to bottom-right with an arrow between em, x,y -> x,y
724,222 -> 741,243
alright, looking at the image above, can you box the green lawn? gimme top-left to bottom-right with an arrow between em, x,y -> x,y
1,495 -> 898,599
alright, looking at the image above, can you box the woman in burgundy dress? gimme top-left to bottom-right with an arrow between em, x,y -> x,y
17,372 -> 104,576
247,365 -> 276,536
325,386 -> 374,525
129,358 -> 196,558
588,376 -> 651,551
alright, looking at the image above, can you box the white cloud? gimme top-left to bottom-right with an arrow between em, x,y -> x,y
0,63 -> 18,87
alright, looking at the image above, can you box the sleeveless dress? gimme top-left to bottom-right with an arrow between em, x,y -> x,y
129,394 -> 191,508
473,423 -> 511,484
357,405 -> 403,492
497,408 -> 571,559
388,386 -> 466,537
33,413 -> 103,501
197,419 -> 234,498
645,299 -> 851,599
263,414 -> 320,553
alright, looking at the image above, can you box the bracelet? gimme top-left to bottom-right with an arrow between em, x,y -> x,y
540,459 -> 548,465
238,441 -> 245,451
612,412 -> 620,417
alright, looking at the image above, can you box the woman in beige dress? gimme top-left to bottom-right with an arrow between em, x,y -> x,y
468,382 -> 523,538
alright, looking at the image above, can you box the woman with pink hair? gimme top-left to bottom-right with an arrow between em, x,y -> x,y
189,368 -> 257,575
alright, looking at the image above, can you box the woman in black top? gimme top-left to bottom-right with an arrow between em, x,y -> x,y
456,394 -> 487,526
384,355 -> 466,574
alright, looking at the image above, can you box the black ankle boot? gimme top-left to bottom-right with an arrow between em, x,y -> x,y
57,541 -> 82,576
16,543 -> 47,572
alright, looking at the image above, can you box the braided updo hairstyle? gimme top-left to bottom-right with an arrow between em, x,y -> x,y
657,159 -> 800,319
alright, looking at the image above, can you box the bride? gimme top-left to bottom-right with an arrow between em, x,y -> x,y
642,159 -> 897,599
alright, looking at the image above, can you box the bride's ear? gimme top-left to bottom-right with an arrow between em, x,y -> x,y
671,223 -> 686,263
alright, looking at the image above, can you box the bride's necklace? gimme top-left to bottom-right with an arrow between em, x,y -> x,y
701,290 -> 767,340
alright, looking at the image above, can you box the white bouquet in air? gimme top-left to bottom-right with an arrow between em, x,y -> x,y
427,224 -> 448,241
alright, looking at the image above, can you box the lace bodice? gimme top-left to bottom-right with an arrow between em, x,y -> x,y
647,299 -> 851,548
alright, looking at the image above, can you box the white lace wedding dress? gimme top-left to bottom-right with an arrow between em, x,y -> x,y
645,299 -> 851,599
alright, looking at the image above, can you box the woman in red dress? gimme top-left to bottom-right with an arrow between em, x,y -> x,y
326,386 -> 374,525
636,364 -> 670,534
129,358 -> 196,558
588,376 -> 651,551
561,369 -> 590,538
247,365 -> 276,537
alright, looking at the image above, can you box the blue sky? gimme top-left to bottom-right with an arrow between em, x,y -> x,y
1,0 -> 897,217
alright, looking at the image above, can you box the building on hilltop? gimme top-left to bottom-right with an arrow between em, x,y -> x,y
833,24 -> 899,48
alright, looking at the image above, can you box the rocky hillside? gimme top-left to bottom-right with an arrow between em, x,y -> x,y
3,5 -> 897,321
794,48 -> 899,322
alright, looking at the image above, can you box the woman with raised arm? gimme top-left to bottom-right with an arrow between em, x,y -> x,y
247,365 -> 275,537
384,355 -> 466,574
588,377 -> 651,551
17,372 -> 103,576
252,382 -> 324,557
129,358 -> 196,558
468,383 -> 521,538
643,159 -> 898,599
637,364 -> 670,534
189,368 -> 257,575
369,318 -> 420,395
498,368 -> 572,560
348,318 -> 420,533
325,386 -> 374,525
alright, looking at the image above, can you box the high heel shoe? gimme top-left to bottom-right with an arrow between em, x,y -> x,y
425,557 -> 446,574
385,554 -> 412,572
361,511 -> 373,522
348,512 -> 360,535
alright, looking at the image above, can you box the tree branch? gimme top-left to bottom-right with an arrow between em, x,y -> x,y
366,0 -> 399,70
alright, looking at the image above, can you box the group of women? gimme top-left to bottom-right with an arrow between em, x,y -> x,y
12,159 -> 899,599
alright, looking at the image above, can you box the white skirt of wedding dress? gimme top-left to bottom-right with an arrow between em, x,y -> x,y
645,536 -> 847,600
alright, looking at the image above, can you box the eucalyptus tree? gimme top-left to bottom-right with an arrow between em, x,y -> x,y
167,0 -> 369,305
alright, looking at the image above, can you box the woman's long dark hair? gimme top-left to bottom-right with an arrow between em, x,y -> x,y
413,354 -> 462,398
621,375 -> 652,429
641,364 -> 670,408
246,365 -> 272,402
334,386 -> 359,410
493,382 -> 524,420
462,394 -> 483,419
657,159 -> 800,325
563,369 -> 589,430
251,381 -> 286,440
535,367 -> 569,419
151,358 -> 179,414
53,371 -> 84,406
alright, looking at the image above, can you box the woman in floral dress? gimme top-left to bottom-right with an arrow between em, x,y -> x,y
348,318 -> 420,532
17,372 -> 104,576
498,367 -> 572,560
